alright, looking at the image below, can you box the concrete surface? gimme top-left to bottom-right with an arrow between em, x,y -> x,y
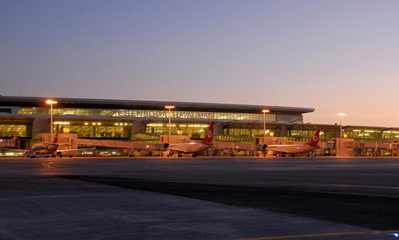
0,156 -> 398,240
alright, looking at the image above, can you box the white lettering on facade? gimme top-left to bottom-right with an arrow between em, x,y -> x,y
104,109 -> 270,121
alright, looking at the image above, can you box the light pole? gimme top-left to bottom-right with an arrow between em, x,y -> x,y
338,113 -> 345,153
46,100 -> 58,142
165,105 -> 175,144
338,113 -> 345,139
262,109 -> 270,144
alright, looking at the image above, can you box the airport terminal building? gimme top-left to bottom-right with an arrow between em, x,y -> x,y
1,96 -> 399,156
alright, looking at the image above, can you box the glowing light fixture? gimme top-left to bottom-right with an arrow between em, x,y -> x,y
46,100 -> 58,105
53,121 -> 70,125
262,109 -> 270,145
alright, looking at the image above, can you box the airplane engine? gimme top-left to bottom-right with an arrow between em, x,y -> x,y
262,144 -> 267,151
255,144 -> 267,151
160,143 -> 169,148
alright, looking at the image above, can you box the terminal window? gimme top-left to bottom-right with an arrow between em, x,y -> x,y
0,108 -> 12,113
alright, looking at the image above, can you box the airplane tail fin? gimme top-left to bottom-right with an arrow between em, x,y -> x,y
305,129 -> 320,145
53,124 -> 59,143
201,122 -> 214,143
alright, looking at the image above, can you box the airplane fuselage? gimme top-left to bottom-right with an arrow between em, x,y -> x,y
267,144 -> 318,154
168,142 -> 213,154
32,143 -> 59,154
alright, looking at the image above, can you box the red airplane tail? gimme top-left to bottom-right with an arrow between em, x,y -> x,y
305,129 -> 320,145
53,124 -> 59,143
201,122 -> 214,143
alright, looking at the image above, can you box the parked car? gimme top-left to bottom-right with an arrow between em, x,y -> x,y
99,152 -> 112,157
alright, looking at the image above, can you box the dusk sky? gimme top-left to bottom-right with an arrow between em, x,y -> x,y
1,0 -> 399,127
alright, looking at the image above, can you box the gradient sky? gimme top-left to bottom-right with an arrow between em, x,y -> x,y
1,0 -> 399,127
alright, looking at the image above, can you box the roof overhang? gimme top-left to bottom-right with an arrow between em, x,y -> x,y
0,96 -> 315,115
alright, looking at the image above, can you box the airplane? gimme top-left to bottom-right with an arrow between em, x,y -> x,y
2,136 -> 60,158
23,125 -> 91,158
266,129 -> 320,157
167,122 -> 214,157
22,125 -> 64,158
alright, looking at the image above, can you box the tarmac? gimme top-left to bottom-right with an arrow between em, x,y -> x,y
0,156 -> 399,240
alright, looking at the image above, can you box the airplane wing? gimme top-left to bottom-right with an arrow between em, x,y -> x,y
267,149 -> 283,154
147,143 -> 169,151
0,148 -> 27,152
56,147 -> 94,153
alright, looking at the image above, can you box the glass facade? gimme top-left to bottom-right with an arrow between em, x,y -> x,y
285,124 -> 342,142
132,133 -> 161,143
19,107 -> 277,122
0,119 -> 32,138
222,123 -> 281,138
382,130 -> 399,140
146,122 -> 212,139
12,106 -> 399,144
342,127 -> 397,143
54,121 -> 132,139
215,135 -> 254,144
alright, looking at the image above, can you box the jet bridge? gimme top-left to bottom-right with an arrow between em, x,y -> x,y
42,133 -> 152,156
73,138 -> 151,151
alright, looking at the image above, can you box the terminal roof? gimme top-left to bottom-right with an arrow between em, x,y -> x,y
0,96 -> 315,114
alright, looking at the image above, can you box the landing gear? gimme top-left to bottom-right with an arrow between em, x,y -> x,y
307,152 -> 317,158
192,154 -> 198,158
